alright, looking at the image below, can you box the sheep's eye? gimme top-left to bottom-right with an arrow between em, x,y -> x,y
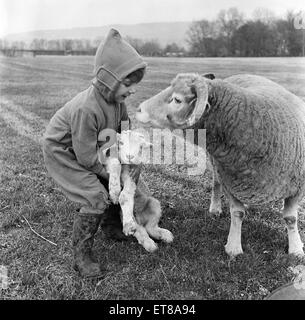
174,97 -> 182,104
119,141 -> 124,145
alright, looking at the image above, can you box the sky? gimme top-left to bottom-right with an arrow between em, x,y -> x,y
0,0 -> 304,37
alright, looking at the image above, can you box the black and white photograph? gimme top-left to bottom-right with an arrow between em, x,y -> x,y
0,0 -> 305,303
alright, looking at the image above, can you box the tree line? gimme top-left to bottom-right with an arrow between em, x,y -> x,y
187,8 -> 304,57
0,7 -> 304,57
0,37 -> 185,57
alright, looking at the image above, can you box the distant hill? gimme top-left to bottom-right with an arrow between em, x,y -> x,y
3,22 -> 192,48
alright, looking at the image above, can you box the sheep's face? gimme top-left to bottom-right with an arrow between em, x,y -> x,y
118,130 -> 152,165
136,73 -> 211,129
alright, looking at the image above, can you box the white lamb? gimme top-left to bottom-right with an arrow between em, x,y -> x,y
98,129 -> 173,252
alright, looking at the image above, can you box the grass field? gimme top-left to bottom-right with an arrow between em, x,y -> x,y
1,55 -> 305,300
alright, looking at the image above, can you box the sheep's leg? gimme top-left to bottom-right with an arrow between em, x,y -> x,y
225,197 -> 245,257
283,197 -> 304,256
119,170 -> 138,236
133,225 -> 158,253
141,198 -> 173,243
209,166 -> 222,215
107,158 -> 121,204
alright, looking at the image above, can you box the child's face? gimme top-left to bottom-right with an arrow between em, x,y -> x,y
114,78 -> 137,103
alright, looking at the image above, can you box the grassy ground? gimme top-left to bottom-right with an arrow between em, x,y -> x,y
0,56 -> 305,300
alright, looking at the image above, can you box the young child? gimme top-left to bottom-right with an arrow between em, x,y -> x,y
42,29 -> 148,278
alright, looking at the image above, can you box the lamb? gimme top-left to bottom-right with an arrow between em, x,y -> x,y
135,73 -> 305,257
98,129 -> 173,252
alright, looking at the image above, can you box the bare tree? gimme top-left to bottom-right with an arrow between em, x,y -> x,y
186,19 -> 220,56
285,10 -> 303,56
252,7 -> 276,25
30,38 -> 47,50
217,7 -> 244,55
140,39 -> 162,56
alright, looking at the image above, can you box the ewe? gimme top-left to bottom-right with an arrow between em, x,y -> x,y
98,129 -> 173,252
136,73 -> 305,257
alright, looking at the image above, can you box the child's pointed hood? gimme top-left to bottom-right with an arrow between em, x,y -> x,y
93,29 -> 147,102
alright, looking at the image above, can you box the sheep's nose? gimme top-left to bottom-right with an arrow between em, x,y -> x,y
127,154 -> 135,160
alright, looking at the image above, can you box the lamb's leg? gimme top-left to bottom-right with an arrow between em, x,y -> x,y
119,170 -> 138,236
133,225 -> 158,252
225,197 -> 245,257
283,197 -> 304,256
142,197 -> 173,243
119,171 -> 158,252
107,158 -> 121,204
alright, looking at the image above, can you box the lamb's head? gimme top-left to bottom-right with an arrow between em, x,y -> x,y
118,130 -> 152,165
136,73 -> 214,129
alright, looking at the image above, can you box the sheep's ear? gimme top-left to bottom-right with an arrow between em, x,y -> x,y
185,76 -> 209,127
202,73 -> 215,80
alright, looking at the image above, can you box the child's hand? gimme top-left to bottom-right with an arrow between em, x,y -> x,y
129,164 -> 141,182
99,168 -> 109,181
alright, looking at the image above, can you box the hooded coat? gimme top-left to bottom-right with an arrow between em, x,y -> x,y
42,29 -> 147,213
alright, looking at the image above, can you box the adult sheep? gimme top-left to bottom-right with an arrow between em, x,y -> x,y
135,73 -> 305,257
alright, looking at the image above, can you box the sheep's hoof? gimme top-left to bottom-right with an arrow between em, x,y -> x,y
160,229 -> 174,243
209,208 -> 223,216
123,220 -> 137,236
288,248 -> 305,257
143,239 -> 158,252
225,243 -> 243,257
288,240 -> 304,257
209,203 -> 222,216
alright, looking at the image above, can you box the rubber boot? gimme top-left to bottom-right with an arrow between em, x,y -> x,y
72,212 -> 104,278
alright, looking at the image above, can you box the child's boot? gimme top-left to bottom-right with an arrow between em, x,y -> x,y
72,212 -> 104,278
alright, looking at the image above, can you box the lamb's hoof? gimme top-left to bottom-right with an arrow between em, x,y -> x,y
143,239 -> 158,252
225,243 -> 243,258
160,229 -> 174,243
123,220 -> 137,236
109,189 -> 121,204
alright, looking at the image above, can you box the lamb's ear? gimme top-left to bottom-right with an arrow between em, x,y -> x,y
202,73 -> 215,80
138,135 -> 152,148
142,140 -> 153,148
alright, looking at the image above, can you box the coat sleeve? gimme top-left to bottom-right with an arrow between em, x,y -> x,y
119,102 -> 130,132
71,109 -> 106,176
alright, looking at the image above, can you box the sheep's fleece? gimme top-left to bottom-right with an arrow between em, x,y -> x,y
204,74 -> 305,205
136,73 -> 305,257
